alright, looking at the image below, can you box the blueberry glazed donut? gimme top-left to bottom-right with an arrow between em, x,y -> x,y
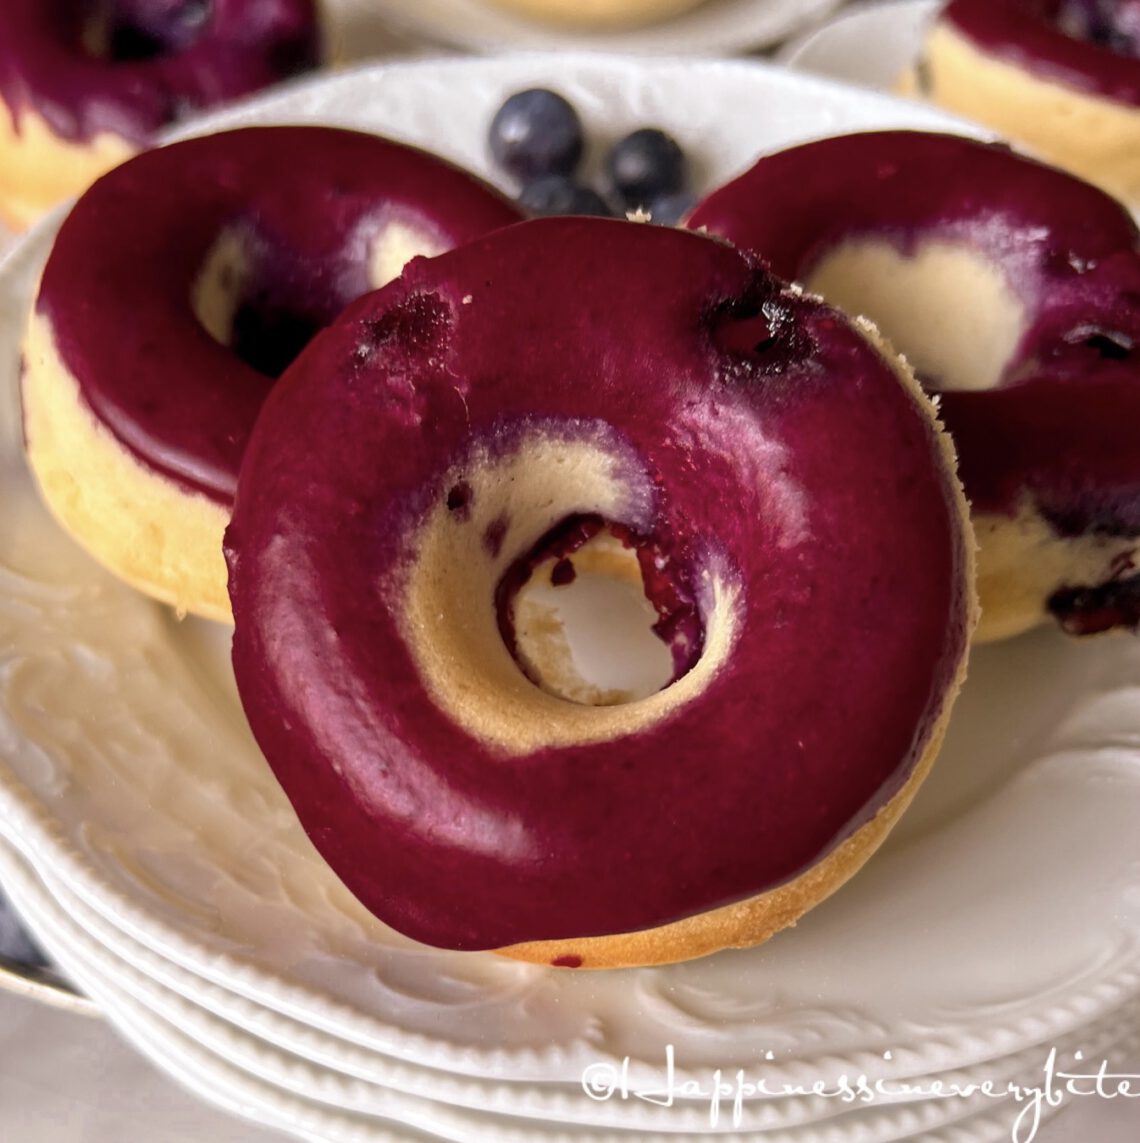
20,126 -> 522,621
914,0 -> 1140,204
0,1 -> 323,229
689,130 -> 1140,641
225,217 -> 976,969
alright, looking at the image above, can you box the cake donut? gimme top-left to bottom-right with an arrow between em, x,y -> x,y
224,217 -> 976,969
482,0 -> 707,28
21,126 -> 522,621
0,0 -> 323,230
914,0 -> 1140,204
688,129 -> 1140,641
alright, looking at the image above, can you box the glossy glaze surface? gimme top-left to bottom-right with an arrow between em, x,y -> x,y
943,0 -> 1140,105
0,0 -> 321,145
689,131 -> 1140,543
35,125 -> 522,504
225,216 -> 970,950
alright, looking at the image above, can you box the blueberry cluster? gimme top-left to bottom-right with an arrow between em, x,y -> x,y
488,88 -> 695,225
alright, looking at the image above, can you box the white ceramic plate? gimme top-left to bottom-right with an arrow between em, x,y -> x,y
779,0 -> 936,89
19,840 -> 1136,1138
5,840 -> 1135,1143
363,0 -> 843,56
1,56 -> 1138,1097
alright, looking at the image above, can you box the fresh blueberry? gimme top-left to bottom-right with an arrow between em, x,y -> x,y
518,175 -> 612,218
647,191 -> 696,227
489,89 -> 584,183
606,128 -> 687,208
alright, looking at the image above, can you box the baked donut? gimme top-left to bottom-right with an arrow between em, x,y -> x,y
481,0 -> 707,29
21,126 -> 522,621
688,129 -> 1140,642
913,0 -> 1140,204
0,0 -> 323,230
224,216 -> 976,969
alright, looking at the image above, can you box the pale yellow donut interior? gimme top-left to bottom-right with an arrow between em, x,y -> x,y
806,238 -> 1025,394
0,102 -> 134,232
21,309 -> 234,620
917,19 -> 1140,206
399,426 -> 739,755
22,217 -> 449,622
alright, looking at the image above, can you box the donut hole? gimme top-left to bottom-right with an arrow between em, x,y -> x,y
805,238 -> 1026,393
192,230 -> 334,379
80,1 -> 213,62
495,514 -> 702,706
402,428 -> 738,751
192,219 -> 448,379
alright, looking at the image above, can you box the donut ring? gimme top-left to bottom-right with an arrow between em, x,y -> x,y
0,0 -> 323,229
914,0 -> 1140,203
688,129 -> 1140,641
225,217 -> 976,969
21,126 -> 522,620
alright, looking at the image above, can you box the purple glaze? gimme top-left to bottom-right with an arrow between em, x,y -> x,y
35,126 -> 523,504
688,131 -> 1140,541
225,217 -> 971,951
0,0 -> 321,145
943,0 -> 1140,106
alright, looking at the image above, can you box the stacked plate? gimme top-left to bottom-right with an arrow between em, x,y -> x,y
2,56 -> 1140,1142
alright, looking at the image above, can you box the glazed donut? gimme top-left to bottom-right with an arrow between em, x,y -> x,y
481,0 -> 707,29
224,216 -> 976,969
0,0 -> 323,230
688,129 -> 1140,642
913,0 -> 1140,203
21,126 -> 522,621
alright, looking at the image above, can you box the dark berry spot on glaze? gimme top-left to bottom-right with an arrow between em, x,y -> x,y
483,514 -> 509,558
551,954 -> 583,968
550,557 -> 576,586
1048,572 -> 1140,635
714,308 -> 778,356
360,293 -> 453,360
446,481 -> 473,517
710,284 -> 811,378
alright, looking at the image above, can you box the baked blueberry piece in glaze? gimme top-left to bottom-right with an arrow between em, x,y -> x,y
913,0 -> 1140,203
689,129 -> 1140,640
225,216 -> 975,969
21,126 -> 522,621
0,0 -> 322,229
